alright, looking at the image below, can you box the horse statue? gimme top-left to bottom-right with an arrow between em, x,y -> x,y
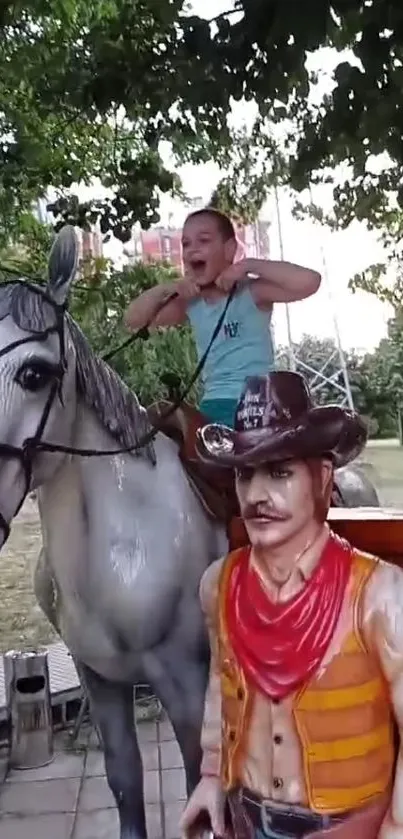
0,226 -> 379,839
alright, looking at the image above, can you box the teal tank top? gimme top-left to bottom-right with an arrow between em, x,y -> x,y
187,287 -> 274,401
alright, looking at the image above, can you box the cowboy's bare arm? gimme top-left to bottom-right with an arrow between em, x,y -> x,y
124,283 -> 187,330
364,563 -> 403,838
180,561 -> 225,836
199,561 -> 223,777
247,258 -> 321,308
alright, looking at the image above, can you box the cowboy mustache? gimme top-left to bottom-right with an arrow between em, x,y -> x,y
243,503 -> 289,521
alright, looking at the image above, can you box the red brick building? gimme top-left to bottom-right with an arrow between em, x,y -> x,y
78,228 -> 103,261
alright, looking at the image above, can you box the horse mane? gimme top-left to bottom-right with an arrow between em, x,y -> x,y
0,282 -> 156,463
66,316 -> 156,463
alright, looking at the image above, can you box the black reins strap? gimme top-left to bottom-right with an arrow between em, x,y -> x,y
102,288 -> 179,362
0,276 -> 236,524
0,275 -> 235,544
0,296 -> 66,543
27,283 -> 237,458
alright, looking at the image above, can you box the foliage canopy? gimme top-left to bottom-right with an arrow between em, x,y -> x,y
2,1 -> 403,240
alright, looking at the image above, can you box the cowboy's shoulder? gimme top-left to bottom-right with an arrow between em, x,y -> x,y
199,556 -> 227,617
200,547 -> 246,618
357,550 -> 403,619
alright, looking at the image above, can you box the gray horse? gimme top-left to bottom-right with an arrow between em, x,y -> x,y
0,227 -> 378,839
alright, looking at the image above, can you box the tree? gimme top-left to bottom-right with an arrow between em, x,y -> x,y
0,0 -> 189,243
4,1 -> 403,242
353,342 -> 400,439
0,224 -> 200,406
70,257 -> 200,406
0,0 -> 243,240
277,333 -> 401,438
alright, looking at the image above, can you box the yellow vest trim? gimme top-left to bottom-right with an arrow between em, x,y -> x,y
298,677 -> 384,711
218,549 -> 251,788
314,779 -> 391,813
307,723 -> 392,762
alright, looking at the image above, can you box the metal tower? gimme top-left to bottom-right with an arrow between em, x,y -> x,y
272,186 -> 355,410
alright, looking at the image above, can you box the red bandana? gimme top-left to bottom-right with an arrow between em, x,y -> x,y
225,533 -> 352,701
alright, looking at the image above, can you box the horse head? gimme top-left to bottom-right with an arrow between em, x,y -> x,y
0,225 -> 79,543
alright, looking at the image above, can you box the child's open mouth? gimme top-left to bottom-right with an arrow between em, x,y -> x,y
190,259 -> 206,276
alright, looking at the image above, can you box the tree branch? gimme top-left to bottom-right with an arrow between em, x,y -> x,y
207,4 -> 243,25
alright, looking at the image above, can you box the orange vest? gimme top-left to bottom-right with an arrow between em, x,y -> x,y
217,548 -> 396,813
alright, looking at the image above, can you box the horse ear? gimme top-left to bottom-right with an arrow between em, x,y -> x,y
47,225 -> 79,305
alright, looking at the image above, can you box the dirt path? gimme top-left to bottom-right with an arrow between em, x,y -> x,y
0,498 -> 56,653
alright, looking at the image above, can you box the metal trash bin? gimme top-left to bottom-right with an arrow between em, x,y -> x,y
3,649 -> 54,769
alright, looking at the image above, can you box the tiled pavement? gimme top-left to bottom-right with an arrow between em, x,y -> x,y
0,717 -> 186,839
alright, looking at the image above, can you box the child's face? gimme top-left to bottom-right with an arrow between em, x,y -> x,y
181,214 -> 236,288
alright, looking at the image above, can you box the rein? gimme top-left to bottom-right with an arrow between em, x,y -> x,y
0,278 -> 235,541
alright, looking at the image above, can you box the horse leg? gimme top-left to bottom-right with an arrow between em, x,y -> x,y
145,650 -> 208,796
80,663 -> 147,839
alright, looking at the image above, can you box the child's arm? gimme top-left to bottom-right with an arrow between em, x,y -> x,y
216,258 -> 321,310
124,282 -> 188,330
248,258 -> 321,308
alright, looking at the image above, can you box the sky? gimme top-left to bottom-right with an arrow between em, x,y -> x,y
92,0 -> 394,356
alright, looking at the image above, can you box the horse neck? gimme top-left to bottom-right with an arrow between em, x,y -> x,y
37,400 -> 225,631
39,400 -> 190,549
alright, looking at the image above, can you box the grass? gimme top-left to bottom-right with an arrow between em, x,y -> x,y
0,442 -> 402,652
0,498 -> 56,653
359,441 -> 403,506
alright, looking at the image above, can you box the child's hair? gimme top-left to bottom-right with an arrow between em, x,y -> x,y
185,208 -> 236,242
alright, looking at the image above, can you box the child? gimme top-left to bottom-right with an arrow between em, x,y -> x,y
124,209 -> 320,427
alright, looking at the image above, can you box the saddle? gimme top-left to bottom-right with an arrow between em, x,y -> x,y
147,401 -> 248,550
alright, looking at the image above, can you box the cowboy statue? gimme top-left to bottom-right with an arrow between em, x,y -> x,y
180,371 -> 403,839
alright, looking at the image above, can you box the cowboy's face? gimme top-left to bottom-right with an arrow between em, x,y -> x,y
181,214 -> 236,288
235,459 -> 332,550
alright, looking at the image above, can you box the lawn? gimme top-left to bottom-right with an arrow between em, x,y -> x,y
0,442 -> 402,652
0,498 -> 56,654
359,441 -> 403,506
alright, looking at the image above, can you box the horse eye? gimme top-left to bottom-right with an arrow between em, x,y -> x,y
15,362 -> 60,392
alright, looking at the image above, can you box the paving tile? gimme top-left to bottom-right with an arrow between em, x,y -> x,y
144,770 -> 160,804
78,770 -> 160,811
7,751 -> 85,783
142,742 -> 159,771
84,749 -> 105,778
73,805 -> 162,839
146,803 -> 163,839
164,800 -> 186,839
160,741 -> 183,770
84,740 -> 158,779
158,720 -> 175,742
161,768 -> 186,802
0,812 -> 75,839
73,808 -> 119,839
137,722 -> 158,744
0,777 -> 80,815
78,776 -> 115,811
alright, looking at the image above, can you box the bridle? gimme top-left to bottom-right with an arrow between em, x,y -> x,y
0,278 -> 236,545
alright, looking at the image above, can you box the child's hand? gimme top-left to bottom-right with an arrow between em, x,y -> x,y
174,278 -> 201,301
215,259 -> 251,292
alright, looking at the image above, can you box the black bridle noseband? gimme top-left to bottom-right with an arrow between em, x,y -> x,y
0,284 -> 67,541
0,279 -> 236,544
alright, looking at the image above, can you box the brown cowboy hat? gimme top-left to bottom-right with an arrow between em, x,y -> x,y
196,371 -> 367,469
